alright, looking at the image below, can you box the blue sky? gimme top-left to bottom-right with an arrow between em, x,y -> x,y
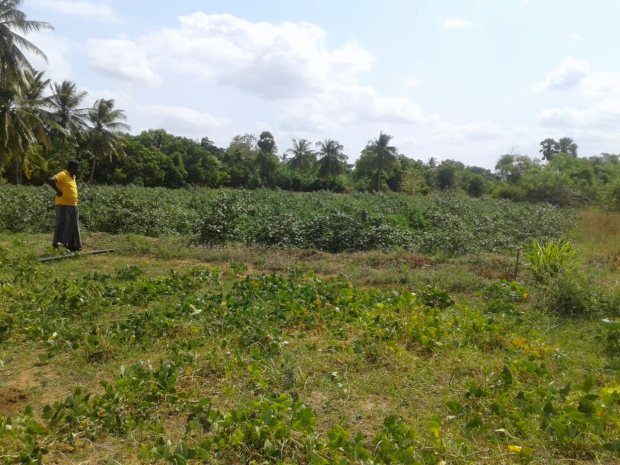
24,0 -> 620,167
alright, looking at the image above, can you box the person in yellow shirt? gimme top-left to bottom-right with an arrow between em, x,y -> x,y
47,160 -> 82,251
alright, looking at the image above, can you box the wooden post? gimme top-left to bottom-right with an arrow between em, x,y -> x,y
513,248 -> 521,281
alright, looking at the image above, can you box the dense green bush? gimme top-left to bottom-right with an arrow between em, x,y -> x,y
544,271 -> 597,316
0,186 -> 572,255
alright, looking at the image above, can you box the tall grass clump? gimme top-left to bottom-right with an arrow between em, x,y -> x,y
525,240 -> 618,317
525,240 -> 577,282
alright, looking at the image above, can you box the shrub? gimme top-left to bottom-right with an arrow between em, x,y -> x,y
465,174 -> 487,198
525,240 -> 577,282
419,286 -> 454,309
600,320 -> 620,356
544,271 -> 596,317
483,280 -> 528,313
483,280 -> 528,303
603,179 -> 620,211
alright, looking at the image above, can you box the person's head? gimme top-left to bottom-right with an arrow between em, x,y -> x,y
67,160 -> 79,177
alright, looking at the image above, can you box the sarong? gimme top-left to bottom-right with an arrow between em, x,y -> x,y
53,205 -> 82,251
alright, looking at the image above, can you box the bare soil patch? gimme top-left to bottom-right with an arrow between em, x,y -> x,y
0,386 -> 27,415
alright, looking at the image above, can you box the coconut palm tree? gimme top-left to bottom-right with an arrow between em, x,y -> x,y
0,68 -> 52,183
364,132 -> 398,192
84,98 -> 130,182
0,0 -> 52,86
0,0 -> 51,180
316,139 -> 346,191
48,80 -> 89,164
286,138 -> 316,190
287,138 -> 316,173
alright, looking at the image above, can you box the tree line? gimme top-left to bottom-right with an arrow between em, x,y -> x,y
1,0 -> 619,210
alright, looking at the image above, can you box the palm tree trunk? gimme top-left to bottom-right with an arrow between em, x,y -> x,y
14,156 -> 23,185
327,163 -> 331,191
89,157 -> 96,183
376,156 -> 384,192
60,136 -> 66,166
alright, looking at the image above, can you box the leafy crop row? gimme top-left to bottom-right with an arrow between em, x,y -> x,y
0,187 -> 571,254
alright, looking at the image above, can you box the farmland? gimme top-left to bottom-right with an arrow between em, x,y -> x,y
0,189 -> 619,465
0,187 -> 570,254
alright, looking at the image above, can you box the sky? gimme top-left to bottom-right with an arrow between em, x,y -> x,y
22,0 -> 620,168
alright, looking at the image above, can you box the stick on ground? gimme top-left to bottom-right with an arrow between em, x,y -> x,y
37,249 -> 115,263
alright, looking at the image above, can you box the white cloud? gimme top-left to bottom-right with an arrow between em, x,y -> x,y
535,57 -> 620,97
433,121 -> 503,143
27,0 -> 120,22
139,105 -> 230,134
87,39 -> 162,87
538,108 -> 586,127
146,13 -> 374,99
26,32 -> 75,82
539,100 -> 620,128
77,12 -> 565,166
86,13 -> 435,129
569,33 -> 581,42
86,13 -> 374,97
536,57 -> 620,132
277,81 -> 436,135
437,16 -> 474,30
534,56 -> 590,92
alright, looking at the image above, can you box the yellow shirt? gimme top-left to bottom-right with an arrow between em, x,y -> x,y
54,170 -> 78,206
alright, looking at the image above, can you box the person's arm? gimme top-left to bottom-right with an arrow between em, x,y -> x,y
47,176 -> 62,197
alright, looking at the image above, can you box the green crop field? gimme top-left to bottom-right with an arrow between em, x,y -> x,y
0,187 -> 571,255
0,190 -> 619,465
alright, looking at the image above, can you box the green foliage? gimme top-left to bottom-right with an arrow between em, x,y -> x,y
603,178 -> 620,211
495,154 -> 537,184
523,241 -> 604,316
0,262 -> 456,463
483,280 -> 528,313
464,172 -> 487,197
435,160 -> 463,190
525,240 -> 577,282
316,139 -> 347,190
1,242 -> 619,463
399,165 -> 430,195
419,286 -> 454,309
484,280 -> 528,303
519,167 -> 579,206
543,271 -> 597,317
599,319 -> 620,357
0,187 -> 572,255
356,132 -> 399,192
445,363 -> 620,459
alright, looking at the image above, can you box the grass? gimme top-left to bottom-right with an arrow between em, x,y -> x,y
572,209 -> 620,288
0,209 -> 619,464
